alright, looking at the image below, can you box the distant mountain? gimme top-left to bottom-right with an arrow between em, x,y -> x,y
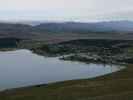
0,23 -> 33,39
0,21 -> 132,39
93,21 -> 133,32
34,21 -> 133,33
0,20 -> 133,34
34,22 -> 94,33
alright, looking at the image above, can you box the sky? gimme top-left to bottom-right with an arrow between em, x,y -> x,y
0,0 -> 133,22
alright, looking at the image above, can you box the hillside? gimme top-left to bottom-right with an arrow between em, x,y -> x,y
0,21 -> 133,41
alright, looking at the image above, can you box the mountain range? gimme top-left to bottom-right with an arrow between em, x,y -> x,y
0,20 -> 133,40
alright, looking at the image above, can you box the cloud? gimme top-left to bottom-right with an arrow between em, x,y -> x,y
0,0 -> 133,21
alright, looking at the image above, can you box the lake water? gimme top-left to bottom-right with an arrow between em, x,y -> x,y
0,49 -> 125,90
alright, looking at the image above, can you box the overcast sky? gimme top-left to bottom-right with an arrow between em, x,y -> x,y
0,0 -> 133,22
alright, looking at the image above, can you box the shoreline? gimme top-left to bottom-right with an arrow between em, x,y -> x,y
0,64 -> 130,100
0,63 -> 125,92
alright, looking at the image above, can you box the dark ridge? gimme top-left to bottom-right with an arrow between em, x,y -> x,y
58,39 -> 133,48
0,38 -> 21,48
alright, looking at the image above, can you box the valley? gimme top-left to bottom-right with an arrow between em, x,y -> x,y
0,22 -> 132,99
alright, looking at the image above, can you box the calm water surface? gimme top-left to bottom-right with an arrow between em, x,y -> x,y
0,49 -> 125,90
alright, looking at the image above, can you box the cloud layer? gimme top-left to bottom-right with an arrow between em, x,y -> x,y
0,0 -> 133,21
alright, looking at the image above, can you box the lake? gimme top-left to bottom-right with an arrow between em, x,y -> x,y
0,49 -> 125,90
